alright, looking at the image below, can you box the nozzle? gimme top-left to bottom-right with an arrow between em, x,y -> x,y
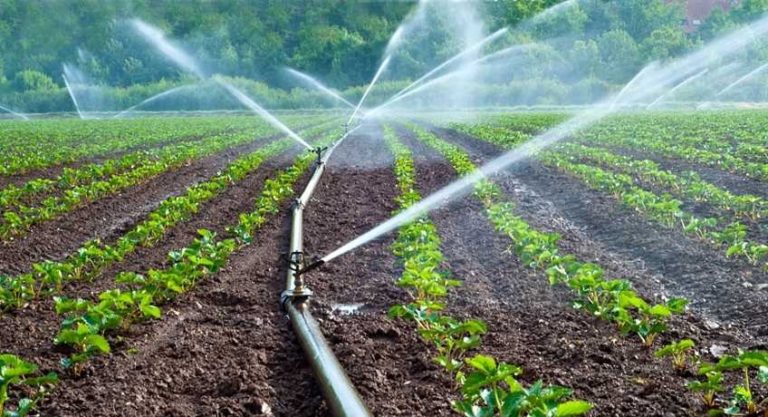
297,257 -> 325,276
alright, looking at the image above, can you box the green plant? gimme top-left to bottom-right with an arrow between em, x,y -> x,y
692,350 -> 768,414
655,339 -> 696,371
452,354 -> 592,417
687,370 -> 724,409
0,354 -> 58,417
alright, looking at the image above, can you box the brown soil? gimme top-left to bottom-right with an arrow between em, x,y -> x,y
304,123 -> 453,416
0,131 -> 308,275
6,140 -> 321,416
427,126 -> 768,338
393,125 -> 766,416
3,121 -> 766,417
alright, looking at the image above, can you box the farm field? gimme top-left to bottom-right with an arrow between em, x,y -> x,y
0,110 -> 766,416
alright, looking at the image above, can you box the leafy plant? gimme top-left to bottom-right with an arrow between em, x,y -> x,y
452,354 -> 592,417
655,339 -> 696,371
691,350 -> 768,414
0,354 -> 58,417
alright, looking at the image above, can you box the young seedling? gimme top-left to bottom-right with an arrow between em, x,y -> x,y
655,339 -> 696,371
0,354 -> 58,416
692,350 -> 768,414
687,370 -> 724,409
452,354 -> 592,417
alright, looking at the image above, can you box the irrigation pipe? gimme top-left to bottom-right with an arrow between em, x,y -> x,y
280,124 -> 371,417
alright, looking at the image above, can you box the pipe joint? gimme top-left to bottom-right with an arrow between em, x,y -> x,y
291,197 -> 304,211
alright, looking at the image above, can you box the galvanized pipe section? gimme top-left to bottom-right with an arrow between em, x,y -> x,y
285,300 -> 372,416
281,124 -> 372,417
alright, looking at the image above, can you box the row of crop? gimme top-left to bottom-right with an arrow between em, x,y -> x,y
0,115 -> 325,176
0,127 -> 341,417
52,127 -> 339,372
539,151 -> 768,268
577,117 -> 768,181
449,120 -> 768,269
557,143 -> 767,222
429,123 -> 768,415
0,125 -> 275,214
0,118 -> 243,176
408,124 -> 688,348
591,112 -> 768,160
382,125 -> 591,417
0,127 -> 280,240
447,111 -> 768,178
0,122 -> 336,313
1,152 -> 149,210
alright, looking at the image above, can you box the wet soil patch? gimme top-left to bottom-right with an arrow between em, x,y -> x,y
304,123 -> 454,416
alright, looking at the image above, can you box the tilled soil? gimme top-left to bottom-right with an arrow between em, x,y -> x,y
22,144 -> 322,416
4,120 -> 767,417
391,126 -> 766,416
0,131 -> 302,275
304,124 -> 453,416
428,126 -> 768,339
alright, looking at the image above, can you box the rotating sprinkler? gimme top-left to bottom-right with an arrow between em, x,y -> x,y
313,146 -> 328,166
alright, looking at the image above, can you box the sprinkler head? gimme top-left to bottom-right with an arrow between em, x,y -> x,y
313,146 -> 328,165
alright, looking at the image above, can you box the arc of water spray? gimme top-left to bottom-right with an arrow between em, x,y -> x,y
131,18 -> 312,150
62,73 -> 85,119
114,83 -> 198,118
0,104 -> 29,120
284,68 -> 355,108
315,12 -> 768,266
647,68 -> 709,109
130,19 -> 206,79
386,27 -> 509,105
347,55 -> 391,125
369,43 -> 535,117
215,78 -> 313,150
716,62 -> 768,97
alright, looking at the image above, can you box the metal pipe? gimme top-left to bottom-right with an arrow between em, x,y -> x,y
286,300 -> 372,417
280,122 -> 372,417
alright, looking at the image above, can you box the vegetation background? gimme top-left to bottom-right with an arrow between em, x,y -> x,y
0,0 -> 766,112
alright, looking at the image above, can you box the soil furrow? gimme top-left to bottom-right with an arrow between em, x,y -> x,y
304,123 -> 452,416
0,132 -> 285,275
604,145 -> 768,200
429,125 -> 768,339
397,125 -> 765,416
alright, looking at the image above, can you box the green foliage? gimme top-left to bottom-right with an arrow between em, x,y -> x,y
387,125 -> 590,414
690,350 -> 768,414
0,0 -> 757,109
0,118 -> 337,314
452,354 -> 592,417
655,339 -> 696,371
411,122 -> 685,348
11,70 -> 56,92
51,125 -> 342,372
0,354 -> 57,417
